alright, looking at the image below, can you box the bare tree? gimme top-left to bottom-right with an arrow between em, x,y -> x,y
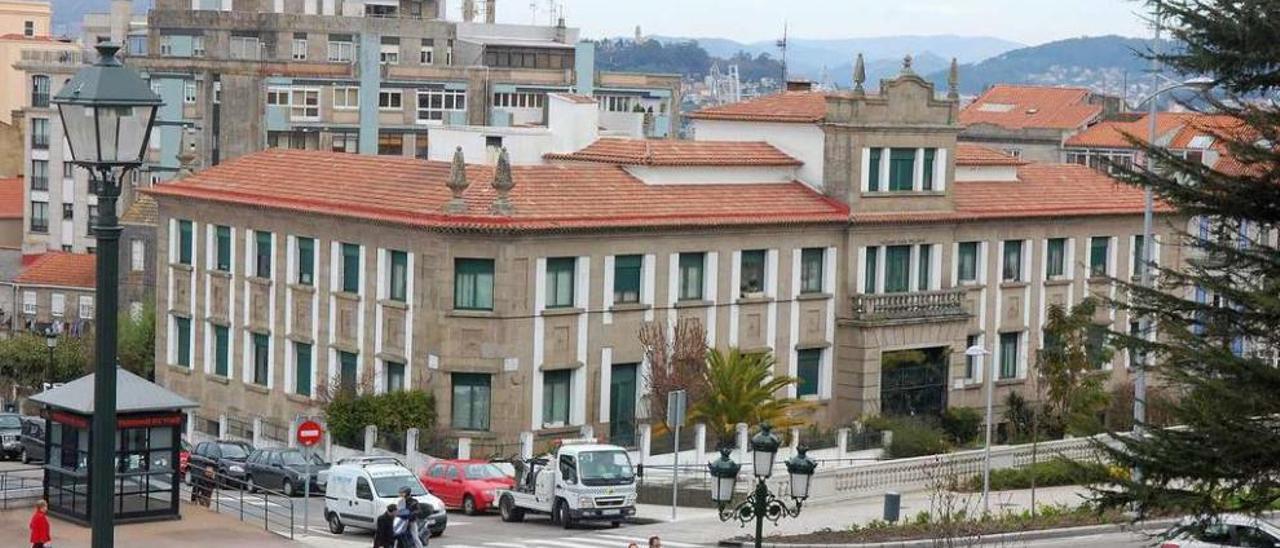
639,318 -> 708,431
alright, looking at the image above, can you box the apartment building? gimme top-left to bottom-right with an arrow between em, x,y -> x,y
149,64 -> 1183,442
9,251 -> 96,335
131,0 -> 680,183
1063,111 -> 1250,175
958,84 -> 1118,163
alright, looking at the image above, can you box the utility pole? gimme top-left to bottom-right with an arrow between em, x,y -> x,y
776,22 -> 789,85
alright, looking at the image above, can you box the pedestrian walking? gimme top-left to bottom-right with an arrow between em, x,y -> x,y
192,464 -> 215,507
30,499 -> 51,548
395,486 -> 425,548
373,504 -> 398,548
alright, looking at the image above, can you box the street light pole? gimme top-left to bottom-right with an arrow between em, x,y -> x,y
966,344 -> 994,515
44,329 -> 56,390
1134,10 -> 1162,484
708,424 -> 816,548
52,43 -> 161,548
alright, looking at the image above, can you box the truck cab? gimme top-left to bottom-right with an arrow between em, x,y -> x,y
497,439 -> 637,528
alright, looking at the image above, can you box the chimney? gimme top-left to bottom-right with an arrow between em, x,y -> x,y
109,0 -> 130,44
484,0 -> 496,23
785,80 -> 814,92
490,148 -> 515,215
444,147 -> 469,213
176,127 -> 200,178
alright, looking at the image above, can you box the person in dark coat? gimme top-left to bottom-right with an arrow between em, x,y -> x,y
373,504 -> 398,548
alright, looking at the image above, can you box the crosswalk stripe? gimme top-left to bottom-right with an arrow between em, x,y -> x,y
590,534 -> 703,548
482,542 -> 529,548
527,540 -> 613,548
562,537 -> 630,547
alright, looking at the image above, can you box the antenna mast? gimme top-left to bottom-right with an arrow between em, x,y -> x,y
776,22 -> 789,85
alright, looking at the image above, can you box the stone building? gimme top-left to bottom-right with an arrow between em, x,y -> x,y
958,84 -> 1117,163
149,65 -> 1184,443
9,251 -> 95,335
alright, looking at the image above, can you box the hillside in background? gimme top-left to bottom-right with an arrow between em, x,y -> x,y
926,35 -> 1178,97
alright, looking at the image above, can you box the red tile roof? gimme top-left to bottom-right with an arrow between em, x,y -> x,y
687,92 -> 830,123
851,163 -> 1171,225
146,149 -> 848,232
1166,114 -> 1252,149
543,138 -> 802,167
960,85 -> 1104,130
955,144 -> 1028,166
1064,112 -> 1199,149
14,252 -> 96,289
0,177 -> 22,219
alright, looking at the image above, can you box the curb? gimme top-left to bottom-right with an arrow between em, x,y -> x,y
716,516 -> 1190,547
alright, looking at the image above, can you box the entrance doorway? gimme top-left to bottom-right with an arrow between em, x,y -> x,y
609,363 -> 638,447
879,347 -> 949,417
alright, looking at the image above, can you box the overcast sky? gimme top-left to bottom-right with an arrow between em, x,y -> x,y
481,0 -> 1154,46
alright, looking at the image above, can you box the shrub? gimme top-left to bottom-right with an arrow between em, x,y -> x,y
883,419 -> 950,459
964,457 -> 1113,491
940,407 -> 982,445
325,390 -> 437,448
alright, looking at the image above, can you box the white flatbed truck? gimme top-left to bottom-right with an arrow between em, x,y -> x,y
497,439 -> 637,529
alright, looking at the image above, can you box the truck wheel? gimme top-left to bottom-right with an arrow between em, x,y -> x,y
499,495 -> 524,523
553,499 -> 574,529
326,511 -> 345,534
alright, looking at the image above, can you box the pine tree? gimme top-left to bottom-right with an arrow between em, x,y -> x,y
1095,0 -> 1280,517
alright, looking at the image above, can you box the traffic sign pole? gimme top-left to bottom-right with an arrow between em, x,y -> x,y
667,390 -> 687,522
296,419 -> 324,536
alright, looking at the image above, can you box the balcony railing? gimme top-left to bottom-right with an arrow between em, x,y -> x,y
850,288 -> 969,324
19,49 -> 84,66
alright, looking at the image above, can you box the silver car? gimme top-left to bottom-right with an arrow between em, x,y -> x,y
0,413 -> 22,460
1163,514 -> 1280,547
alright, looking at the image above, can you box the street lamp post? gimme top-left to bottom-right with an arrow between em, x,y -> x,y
966,344 -> 993,515
707,423 -> 817,548
44,328 -> 57,391
51,42 -> 161,548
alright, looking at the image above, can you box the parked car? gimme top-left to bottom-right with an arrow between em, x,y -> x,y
321,456 -> 406,491
188,440 -> 255,488
420,459 -> 515,515
18,416 -> 46,464
1162,514 -> 1280,547
245,448 -> 330,496
0,413 -> 22,460
324,461 -> 448,538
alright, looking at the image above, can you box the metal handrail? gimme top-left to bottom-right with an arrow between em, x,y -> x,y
0,466 -> 45,509
182,467 -> 296,539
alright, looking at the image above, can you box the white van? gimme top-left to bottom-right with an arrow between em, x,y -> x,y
324,462 -> 448,538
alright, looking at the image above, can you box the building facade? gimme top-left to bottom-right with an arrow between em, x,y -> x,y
958,84 -> 1117,163
9,251 -> 96,335
150,67 -> 1183,444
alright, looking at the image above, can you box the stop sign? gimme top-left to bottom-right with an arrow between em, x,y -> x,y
297,420 -> 324,447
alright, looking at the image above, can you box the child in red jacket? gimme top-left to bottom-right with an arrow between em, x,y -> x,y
30,499 -> 50,548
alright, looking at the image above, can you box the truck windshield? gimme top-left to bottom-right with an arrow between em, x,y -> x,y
577,450 -> 634,486
373,474 -> 428,498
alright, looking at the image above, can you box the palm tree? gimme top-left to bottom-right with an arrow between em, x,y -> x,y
690,348 -> 812,445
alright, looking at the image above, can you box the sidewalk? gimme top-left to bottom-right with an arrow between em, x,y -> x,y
0,503 -> 297,548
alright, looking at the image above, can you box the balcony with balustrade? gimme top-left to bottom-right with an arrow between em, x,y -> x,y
849,287 -> 970,326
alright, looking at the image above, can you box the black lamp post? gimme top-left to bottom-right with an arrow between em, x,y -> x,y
51,42 -> 161,548
43,328 -> 57,390
708,423 -> 817,548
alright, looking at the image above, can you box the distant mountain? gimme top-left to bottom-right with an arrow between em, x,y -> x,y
925,35 -> 1179,96
653,34 -> 1024,82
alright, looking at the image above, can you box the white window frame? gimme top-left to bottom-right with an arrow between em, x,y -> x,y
379,44 -> 399,64
378,90 -> 402,110
289,88 -> 320,121
183,81 -> 197,104
22,291 -> 35,315
266,86 -> 290,106
415,89 -> 466,124
159,36 -> 174,56
131,239 -> 145,271
78,296 -> 94,319
229,36 -> 261,60
419,45 -> 433,64
193,35 -> 205,57
332,86 -> 359,110
327,40 -> 354,62
292,38 -> 307,60
51,293 -> 65,317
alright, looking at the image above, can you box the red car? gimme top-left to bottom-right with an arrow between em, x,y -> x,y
419,459 -> 514,515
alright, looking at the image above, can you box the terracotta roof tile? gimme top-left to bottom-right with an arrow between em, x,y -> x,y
1166,114 -> 1252,149
146,149 -> 848,232
121,194 -> 158,225
14,252 -> 96,289
1064,112 -> 1198,149
852,163 -> 1170,224
0,177 -> 22,219
687,92 -> 830,123
955,144 -> 1028,166
960,85 -> 1104,130
543,138 -> 802,167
